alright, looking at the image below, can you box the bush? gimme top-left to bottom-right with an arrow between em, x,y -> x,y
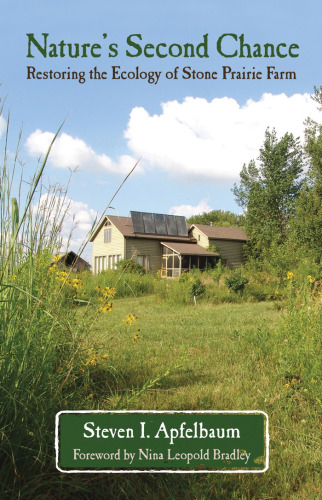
225,270 -> 249,293
190,278 -> 206,298
115,258 -> 146,275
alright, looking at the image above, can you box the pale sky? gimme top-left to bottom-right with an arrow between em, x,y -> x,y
1,0 -> 321,259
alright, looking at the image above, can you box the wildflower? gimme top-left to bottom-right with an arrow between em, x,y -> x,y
307,275 -> 315,283
94,286 -> 101,292
101,354 -> 109,359
48,263 -> 57,273
123,313 -> 138,326
101,286 -> 116,299
286,271 -> 295,280
311,379 -> 317,384
99,302 -> 113,313
284,383 -> 290,388
275,290 -> 279,295
85,358 -> 97,366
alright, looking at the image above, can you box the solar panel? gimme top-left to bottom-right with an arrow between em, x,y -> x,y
165,215 -> 178,235
131,211 -> 145,233
175,216 -> 188,237
131,211 -> 187,236
142,212 -> 156,234
154,213 -> 168,235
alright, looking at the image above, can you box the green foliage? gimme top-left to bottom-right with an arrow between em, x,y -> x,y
188,209 -> 245,227
225,269 -> 249,293
289,86 -> 322,257
189,278 -> 206,297
207,243 -> 221,254
115,258 -> 146,275
233,127 -> 304,259
274,273 -> 321,400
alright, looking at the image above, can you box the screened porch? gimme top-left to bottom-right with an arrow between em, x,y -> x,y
160,242 -> 219,278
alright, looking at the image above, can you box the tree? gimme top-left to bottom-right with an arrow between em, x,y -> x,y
290,86 -> 322,255
233,128 -> 304,259
188,209 -> 245,227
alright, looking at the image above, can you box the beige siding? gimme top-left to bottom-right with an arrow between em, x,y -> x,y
190,227 -> 209,248
209,238 -> 245,268
125,238 -> 161,273
92,223 -> 125,271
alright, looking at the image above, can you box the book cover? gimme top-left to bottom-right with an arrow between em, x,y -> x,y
1,1 -> 321,497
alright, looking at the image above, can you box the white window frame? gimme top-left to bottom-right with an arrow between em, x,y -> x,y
104,228 -> 112,243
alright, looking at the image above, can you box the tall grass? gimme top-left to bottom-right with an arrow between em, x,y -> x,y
0,109 -> 89,494
0,105 -> 174,498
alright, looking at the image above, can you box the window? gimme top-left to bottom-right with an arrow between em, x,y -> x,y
94,256 -> 107,273
108,254 -> 121,269
137,255 -> 150,271
104,228 -> 111,243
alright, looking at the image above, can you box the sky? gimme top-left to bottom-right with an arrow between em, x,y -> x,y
1,0 -> 321,261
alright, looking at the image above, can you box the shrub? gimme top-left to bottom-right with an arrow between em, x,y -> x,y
115,258 -> 146,275
225,270 -> 249,293
190,278 -> 206,298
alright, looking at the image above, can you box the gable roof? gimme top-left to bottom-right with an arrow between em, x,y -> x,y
190,224 -> 247,242
90,215 -> 194,243
90,215 -> 247,243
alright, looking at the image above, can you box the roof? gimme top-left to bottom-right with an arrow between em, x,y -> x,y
90,215 -> 247,243
161,242 -> 219,256
90,215 -> 194,243
54,251 -> 91,268
190,224 -> 247,241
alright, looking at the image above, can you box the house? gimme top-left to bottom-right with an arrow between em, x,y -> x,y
54,251 -> 91,272
190,224 -> 247,269
90,211 -> 247,276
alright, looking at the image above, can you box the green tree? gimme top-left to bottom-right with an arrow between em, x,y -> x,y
290,86 -> 322,256
188,209 -> 244,227
233,128 -> 304,259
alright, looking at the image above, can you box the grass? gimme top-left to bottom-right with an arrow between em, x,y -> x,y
55,294 -> 319,499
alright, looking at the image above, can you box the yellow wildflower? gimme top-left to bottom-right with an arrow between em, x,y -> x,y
85,358 -> 97,366
101,286 -> 116,299
123,312 -> 138,326
99,302 -> 113,313
101,354 -> 109,360
311,379 -> 317,384
307,275 -> 315,283
287,271 -> 295,280
132,333 -> 140,343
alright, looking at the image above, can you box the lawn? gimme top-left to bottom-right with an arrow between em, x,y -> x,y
70,295 -> 321,499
